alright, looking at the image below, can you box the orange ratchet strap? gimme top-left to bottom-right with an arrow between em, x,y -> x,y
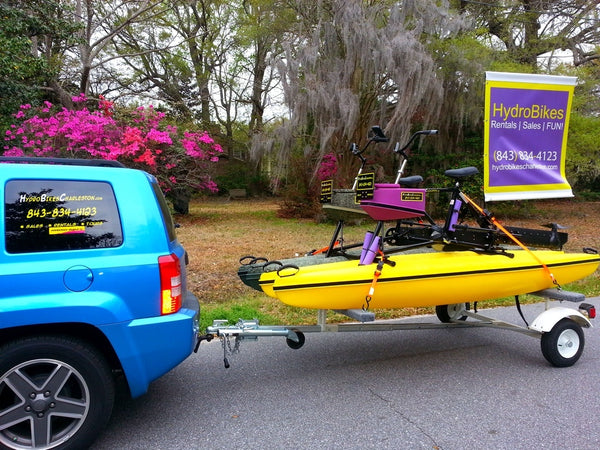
363,254 -> 386,311
310,240 -> 340,255
461,193 -> 561,288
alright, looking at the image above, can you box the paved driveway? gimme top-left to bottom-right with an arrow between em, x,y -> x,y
92,301 -> 600,449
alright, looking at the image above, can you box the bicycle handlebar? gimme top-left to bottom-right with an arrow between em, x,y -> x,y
395,129 -> 438,154
350,126 -> 438,189
351,125 -> 389,157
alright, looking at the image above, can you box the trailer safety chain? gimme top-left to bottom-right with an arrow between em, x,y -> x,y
460,192 -> 562,289
221,334 -> 241,369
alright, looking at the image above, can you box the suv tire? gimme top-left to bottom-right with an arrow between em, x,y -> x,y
0,336 -> 115,449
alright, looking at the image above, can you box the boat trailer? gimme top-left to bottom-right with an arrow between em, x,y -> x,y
198,287 -> 597,369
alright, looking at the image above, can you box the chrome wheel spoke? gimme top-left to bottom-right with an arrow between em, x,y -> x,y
31,413 -> 51,448
4,369 -> 36,399
52,397 -> 87,419
42,365 -> 72,396
0,404 -> 28,431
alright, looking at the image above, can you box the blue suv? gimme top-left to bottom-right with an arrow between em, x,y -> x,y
0,157 -> 200,449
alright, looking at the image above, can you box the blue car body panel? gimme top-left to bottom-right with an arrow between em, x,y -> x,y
0,163 -> 199,397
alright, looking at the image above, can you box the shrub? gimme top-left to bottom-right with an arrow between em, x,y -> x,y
2,95 -> 222,213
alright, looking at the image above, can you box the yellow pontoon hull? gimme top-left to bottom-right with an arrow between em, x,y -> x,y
258,250 -> 600,310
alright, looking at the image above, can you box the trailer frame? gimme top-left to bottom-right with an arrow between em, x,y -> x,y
199,288 -> 597,368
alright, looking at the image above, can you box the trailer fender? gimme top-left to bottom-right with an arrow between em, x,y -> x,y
529,307 -> 591,333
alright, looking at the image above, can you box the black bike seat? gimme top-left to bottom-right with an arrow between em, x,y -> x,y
444,166 -> 479,179
397,175 -> 423,187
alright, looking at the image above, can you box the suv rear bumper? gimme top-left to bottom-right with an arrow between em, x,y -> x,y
101,291 -> 200,398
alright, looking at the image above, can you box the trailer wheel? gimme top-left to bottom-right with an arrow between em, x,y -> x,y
541,318 -> 584,367
435,303 -> 469,323
286,330 -> 305,349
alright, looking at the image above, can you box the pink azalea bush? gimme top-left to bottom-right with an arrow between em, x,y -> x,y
316,152 -> 338,181
3,95 -> 223,212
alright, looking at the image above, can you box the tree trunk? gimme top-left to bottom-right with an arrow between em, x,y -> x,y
49,80 -> 74,109
169,188 -> 191,215
249,40 -> 267,134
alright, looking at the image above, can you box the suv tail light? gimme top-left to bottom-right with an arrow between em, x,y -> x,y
158,254 -> 182,315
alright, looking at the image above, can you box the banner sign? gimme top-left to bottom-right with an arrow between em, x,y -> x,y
484,72 -> 576,201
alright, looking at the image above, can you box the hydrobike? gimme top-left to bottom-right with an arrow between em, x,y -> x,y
203,127 -> 600,369
239,126 -> 598,308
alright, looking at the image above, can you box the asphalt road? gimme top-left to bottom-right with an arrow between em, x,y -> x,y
91,301 -> 600,450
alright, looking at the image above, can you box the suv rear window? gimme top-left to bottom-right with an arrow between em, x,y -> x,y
151,182 -> 177,242
4,179 -> 123,253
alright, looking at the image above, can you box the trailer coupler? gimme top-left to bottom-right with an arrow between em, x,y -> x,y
201,319 -> 306,368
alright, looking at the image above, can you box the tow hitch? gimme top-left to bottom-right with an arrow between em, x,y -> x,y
194,333 -> 214,352
197,319 -> 306,368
